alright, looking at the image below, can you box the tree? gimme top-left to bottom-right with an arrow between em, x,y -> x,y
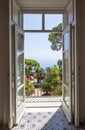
25,59 -> 44,83
25,77 -> 35,96
35,64 -> 44,83
57,59 -> 62,81
42,65 -> 60,95
45,67 -> 51,73
57,59 -> 62,70
50,65 -> 60,88
25,59 -> 40,75
42,73 -> 53,95
48,23 -> 62,51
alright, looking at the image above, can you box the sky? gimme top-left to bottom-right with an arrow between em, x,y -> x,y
24,14 -> 62,69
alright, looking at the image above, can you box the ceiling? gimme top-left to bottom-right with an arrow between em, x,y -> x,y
17,0 -> 70,9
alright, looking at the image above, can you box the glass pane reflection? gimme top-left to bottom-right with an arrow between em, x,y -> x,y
17,33 -> 24,51
63,51 -> 69,86
17,53 -> 24,87
17,87 -> 24,107
23,14 -> 42,30
64,86 -> 70,107
45,14 -> 62,30
64,33 -> 69,50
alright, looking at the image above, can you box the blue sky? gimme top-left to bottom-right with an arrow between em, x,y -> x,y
24,14 -> 62,69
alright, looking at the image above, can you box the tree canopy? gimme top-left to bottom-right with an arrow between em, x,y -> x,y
57,59 -> 62,69
25,59 -> 44,75
42,65 -> 60,95
25,59 -> 39,66
48,23 -> 62,51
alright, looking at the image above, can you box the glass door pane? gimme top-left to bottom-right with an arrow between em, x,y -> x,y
23,14 -> 42,30
17,53 -> 24,87
13,25 -> 25,123
62,25 -> 72,122
63,31 -> 70,107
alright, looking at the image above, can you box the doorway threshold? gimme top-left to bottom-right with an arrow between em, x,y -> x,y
25,96 -> 62,108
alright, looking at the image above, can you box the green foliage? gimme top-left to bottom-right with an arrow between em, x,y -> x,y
54,86 -> 62,96
25,59 -> 44,84
57,59 -> 62,69
50,65 -> 60,87
42,65 -> 61,95
57,59 -> 62,82
35,65 -> 44,74
45,67 -> 51,73
50,65 -> 58,73
48,23 -> 62,51
25,59 -> 39,74
42,74 -> 54,95
25,59 -> 38,66
52,23 -> 62,31
25,78 -> 34,94
25,59 -> 44,75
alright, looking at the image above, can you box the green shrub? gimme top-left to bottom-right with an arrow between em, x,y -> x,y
25,79 -> 34,94
54,86 -> 62,96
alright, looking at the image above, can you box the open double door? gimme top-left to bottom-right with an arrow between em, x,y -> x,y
12,23 -> 78,125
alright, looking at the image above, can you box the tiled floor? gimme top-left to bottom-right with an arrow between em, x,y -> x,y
11,97 -> 84,130
0,97 -> 84,130
12,107 -> 79,130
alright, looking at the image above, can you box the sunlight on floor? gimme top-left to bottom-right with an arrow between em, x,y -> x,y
25,107 -> 60,113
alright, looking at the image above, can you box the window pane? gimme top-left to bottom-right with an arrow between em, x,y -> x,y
63,51 -> 70,86
64,33 -> 70,50
17,33 -> 24,51
17,87 -> 24,107
17,53 -> 24,87
23,14 -> 42,30
16,31 -> 24,87
45,14 -> 62,30
64,86 -> 70,107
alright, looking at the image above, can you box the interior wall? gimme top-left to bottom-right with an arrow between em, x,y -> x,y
0,0 -> 22,128
11,0 -> 23,127
79,0 -> 85,123
0,1 -> 3,124
0,0 -> 10,126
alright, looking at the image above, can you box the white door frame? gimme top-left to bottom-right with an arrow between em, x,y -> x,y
62,24 -> 73,123
12,24 -> 25,124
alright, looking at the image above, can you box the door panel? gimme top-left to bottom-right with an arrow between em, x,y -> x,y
12,24 -> 25,124
71,26 -> 75,124
62,25 -> 73,123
